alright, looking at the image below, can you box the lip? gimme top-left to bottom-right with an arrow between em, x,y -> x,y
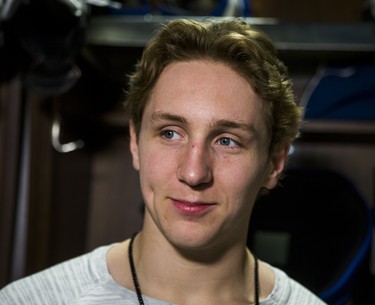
171,199 -> 215,216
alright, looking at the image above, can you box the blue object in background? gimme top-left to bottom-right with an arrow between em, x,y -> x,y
108,0 -> 252,17
303,64 -> 375,121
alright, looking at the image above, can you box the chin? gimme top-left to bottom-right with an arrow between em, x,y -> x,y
163,224 -> 226,256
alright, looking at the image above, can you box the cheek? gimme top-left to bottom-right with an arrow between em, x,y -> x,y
138,147 -> 175,195
221,159 -> 268,203
232,172 -> 259,204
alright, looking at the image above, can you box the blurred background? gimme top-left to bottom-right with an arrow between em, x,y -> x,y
0,1 -> 374,304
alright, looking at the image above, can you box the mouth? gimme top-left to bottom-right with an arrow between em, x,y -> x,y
171,199 -> 216,216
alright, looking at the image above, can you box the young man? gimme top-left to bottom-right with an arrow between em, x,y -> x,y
1,18 -> 327,305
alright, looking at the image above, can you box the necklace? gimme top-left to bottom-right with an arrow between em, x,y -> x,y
128,233 -> 260,305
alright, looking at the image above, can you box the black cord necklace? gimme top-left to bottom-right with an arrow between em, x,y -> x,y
128,233 -> 260,305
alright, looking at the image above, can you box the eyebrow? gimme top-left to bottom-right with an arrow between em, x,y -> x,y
151,112 -> 188,125
151,111 -> 256,134
212,119 -> 256,134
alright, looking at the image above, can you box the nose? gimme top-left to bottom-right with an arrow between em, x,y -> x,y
177,143 -> 213,187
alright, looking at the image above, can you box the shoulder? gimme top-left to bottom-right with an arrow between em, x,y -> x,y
0,245 -> 114,305
261,264 -> 328,305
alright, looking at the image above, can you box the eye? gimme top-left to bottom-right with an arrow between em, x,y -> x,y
163,130 -> 174,139
218,137 -> 238,148
161,129 -> 181,140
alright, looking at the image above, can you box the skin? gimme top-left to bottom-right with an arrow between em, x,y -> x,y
108,60 -> 289,305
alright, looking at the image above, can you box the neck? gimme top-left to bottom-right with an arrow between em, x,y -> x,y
130,231 -> 257,305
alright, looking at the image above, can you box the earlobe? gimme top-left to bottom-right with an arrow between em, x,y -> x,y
263,144 -> 290,190
129,121 -> 140,171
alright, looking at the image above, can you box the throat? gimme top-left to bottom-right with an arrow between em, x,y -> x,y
128,232 -> 260,305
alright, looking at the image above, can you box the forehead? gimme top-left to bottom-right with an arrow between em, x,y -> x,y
143,60 -> 266,131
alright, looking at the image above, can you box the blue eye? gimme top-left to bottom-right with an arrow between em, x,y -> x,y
219,137 -> 237,147
163,130 -> 175,139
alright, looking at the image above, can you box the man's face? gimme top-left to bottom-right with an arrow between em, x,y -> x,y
130,60 -> 286,251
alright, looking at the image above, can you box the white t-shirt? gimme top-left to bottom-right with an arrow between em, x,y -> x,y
0,244 -> 327,305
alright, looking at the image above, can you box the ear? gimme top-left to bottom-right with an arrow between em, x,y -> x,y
262,144 -> 290,190
129,120 -> 140,171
